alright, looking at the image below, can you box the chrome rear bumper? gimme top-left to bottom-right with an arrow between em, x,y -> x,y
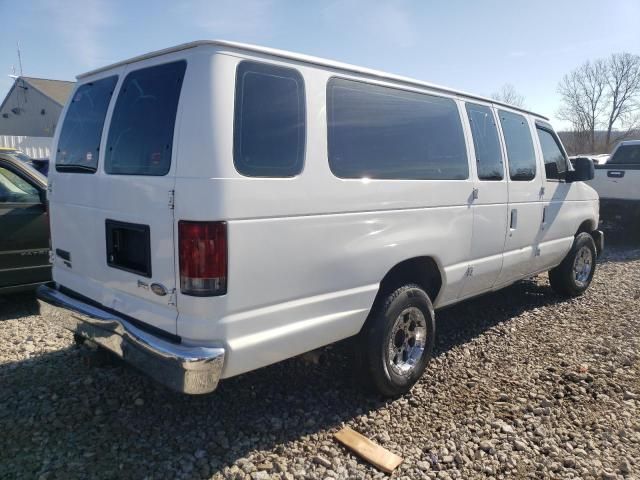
36,283 -> 225,394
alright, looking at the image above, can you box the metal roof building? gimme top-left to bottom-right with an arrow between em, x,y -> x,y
0,76 -> 74,137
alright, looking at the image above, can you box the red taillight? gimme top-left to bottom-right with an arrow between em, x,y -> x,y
178,221 -> 227,296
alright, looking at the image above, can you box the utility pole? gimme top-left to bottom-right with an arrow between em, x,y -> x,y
17,42 -> 24,77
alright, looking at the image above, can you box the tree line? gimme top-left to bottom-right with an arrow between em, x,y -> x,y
558,53 -> 640,154
492,53 -> 640,155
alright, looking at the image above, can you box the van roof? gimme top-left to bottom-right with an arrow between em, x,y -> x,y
78,40 -> 549,121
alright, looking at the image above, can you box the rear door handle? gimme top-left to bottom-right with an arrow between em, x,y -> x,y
607,170 -> 625,178
510,209 -> 518,230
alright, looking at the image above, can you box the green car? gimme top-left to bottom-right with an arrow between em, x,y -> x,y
0,152 -> 51,293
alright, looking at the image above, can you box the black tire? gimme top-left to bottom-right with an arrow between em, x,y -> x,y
549,232 -> 597,297
356,284 -> 435,397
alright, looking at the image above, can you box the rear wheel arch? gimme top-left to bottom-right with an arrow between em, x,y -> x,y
374,256 -> 443,308
575,218 -> 596,236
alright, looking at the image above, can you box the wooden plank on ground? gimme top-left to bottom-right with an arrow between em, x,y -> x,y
334,426 -> 403,474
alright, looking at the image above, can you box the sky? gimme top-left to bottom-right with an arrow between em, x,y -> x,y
1,0 -> 639,129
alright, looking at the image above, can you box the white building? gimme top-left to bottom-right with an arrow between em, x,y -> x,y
0,76 -> 74,158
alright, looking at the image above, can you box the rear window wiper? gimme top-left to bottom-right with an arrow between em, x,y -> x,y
55,164 -> 97,173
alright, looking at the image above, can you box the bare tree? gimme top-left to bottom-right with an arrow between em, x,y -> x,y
557,60 -> 607,153
604,53 -> 640,147
491,84 -> 525,107
557,53 -> 640,153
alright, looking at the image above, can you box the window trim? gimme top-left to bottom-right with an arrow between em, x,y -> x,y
232,60 -> 307,178
464,102 -> 505,182
104,60 -> 187,177
326,75 -> 470,181
55,75 -> 119,174
535,122 -> 569,183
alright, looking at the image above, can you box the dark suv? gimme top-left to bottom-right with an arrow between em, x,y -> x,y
0,152 -> 50,293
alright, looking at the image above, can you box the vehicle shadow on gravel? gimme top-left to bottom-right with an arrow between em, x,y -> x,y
0,277 -> 577,478
597,225 -> 640,264
432,278 -> 563,357
0,292 -> 39,321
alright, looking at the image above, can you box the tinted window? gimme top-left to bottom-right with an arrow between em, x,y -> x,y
56,76 -> 118,173
234,61 -> 305,177
465,103 -> 503,180
499,110 -> 536,181
327,79 -> 468,180
0,166 -> 40,203
537,127 -> 567,180
609,144 -> 640,165
105,61 -> 186,176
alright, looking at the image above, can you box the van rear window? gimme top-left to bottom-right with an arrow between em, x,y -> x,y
56,76 -> 118,173
105,61 -> 186,176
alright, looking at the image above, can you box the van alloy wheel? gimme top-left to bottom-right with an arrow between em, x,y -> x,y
549,232 -> 597,297
387,306 -> 427,376
357,284 -> 435,396
573,246 -> 593,287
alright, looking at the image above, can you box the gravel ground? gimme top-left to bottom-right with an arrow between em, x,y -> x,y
1,233 -> 639,480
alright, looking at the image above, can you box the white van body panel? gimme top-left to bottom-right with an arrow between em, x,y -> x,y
48,41 -> 600,380
458,103 -> 509,299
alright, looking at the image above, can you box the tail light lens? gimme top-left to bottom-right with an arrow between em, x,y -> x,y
178,221 -> 227,296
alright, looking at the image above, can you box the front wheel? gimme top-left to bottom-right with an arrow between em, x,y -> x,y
356,284 -> 435,397
549,232 -> 597,297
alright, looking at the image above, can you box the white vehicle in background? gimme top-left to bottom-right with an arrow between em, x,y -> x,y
37,41 -> 603,396
589,140 -> 640,225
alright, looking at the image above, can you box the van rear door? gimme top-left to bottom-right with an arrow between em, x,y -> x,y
50,59 -> 186,335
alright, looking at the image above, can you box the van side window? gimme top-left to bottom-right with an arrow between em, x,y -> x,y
105,61 -> 186,176
498,110 -> 536,181
327,78 -> 468,180
56,76 -> 118,173
465,103 -> 503,180
536,127 -> 567,181
234,61 -> 306,177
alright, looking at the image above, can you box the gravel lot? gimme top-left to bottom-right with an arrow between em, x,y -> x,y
1,232 -> 639,480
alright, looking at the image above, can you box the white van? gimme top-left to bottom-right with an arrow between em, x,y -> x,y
38,41 -> 603,396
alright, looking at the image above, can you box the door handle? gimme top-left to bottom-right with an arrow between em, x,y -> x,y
510,209 -> 518,230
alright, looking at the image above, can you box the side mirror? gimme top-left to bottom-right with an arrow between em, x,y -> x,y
39,188 -> 47,205
566,157 -> 594,183
545,161 -> 559,179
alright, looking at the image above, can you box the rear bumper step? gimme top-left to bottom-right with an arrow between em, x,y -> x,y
36,283 -> 225,394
